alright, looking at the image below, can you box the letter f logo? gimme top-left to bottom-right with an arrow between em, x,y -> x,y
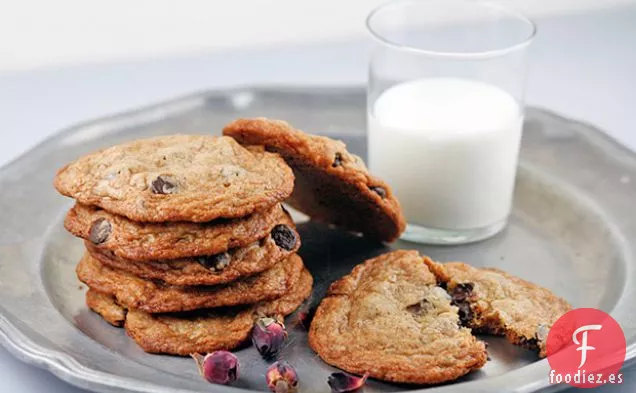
572,324 -> 602,368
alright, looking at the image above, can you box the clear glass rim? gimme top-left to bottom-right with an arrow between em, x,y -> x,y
366,0 -> 537,59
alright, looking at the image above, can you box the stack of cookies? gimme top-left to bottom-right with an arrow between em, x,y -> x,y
54,135 -> 313,355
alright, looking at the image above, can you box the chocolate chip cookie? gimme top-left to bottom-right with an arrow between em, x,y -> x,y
223,118 -> 405,242
54,135 -> 294,222
85,224 -> 299,286
87,267 -> 313,355
77,252 -> 303,313
424,259 -> 572,357
65,203 -> 290,261
308,250 -> 487,384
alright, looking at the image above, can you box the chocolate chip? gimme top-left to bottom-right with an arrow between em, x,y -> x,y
450,283 -> 474,302
518,336 -> 539,351
332,152 -> 343,167
450,283 -> 474,326
370,185 -> 387,198
456,302 -> 473,326
89,218 -> 112,245
197,252 -> 231,271
151,176 -> 178,194
270,224 -> 297,251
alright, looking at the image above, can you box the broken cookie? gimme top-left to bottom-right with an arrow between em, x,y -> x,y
308,250 -> 487,384
424,258 -> 572,357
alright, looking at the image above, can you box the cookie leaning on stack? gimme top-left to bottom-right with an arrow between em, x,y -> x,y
54,135 -> 313,355
223,118 -> 406,242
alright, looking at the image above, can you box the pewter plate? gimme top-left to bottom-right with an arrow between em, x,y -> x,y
0,87 -> 635,393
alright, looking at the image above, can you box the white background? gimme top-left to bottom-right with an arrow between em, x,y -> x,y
0,0 -> 632,71
0,0 -> 635,392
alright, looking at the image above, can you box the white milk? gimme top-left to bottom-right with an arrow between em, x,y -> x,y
368,78 -> 523,230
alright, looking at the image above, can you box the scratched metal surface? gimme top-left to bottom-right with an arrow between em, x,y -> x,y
0,87 -> 634,393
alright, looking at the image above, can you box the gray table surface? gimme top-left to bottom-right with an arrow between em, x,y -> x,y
1,5 -> 635,393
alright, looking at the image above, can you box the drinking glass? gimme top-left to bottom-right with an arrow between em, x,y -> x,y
366,0 -> 535,244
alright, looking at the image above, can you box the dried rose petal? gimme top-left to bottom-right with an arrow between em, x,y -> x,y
328,372 -> 369,393
294,304 -> 316,330
266,361 -> 298,393
252,317 -> 287,358
191,351 -> 239,385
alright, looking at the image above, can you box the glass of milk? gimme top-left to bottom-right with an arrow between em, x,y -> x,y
367,0 -> 535,244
